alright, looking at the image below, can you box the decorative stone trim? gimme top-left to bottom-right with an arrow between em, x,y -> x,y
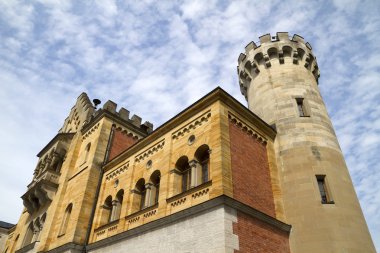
94,219 -> 119,234
82,123 -> 100,140
105,162 -> 129,181
126,204 -> 158,224
166,181 -> 212,204
143,209 -> 157,218
135,139 -> 165,163
172,111 -> 212,140
108,224 -> 118,232
192,188 -> 209,199
127,216 -> 140,224
228,112 -> 267,144
96,230 -> 106,236
114,124 -> 141,140
170,197 -> 187,207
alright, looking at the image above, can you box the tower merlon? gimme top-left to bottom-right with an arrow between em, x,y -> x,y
238,32 -> 320,100
118,107 -> 130,121
96,100 -> 153,134
103,100 -> 117,113
131,114 -> 142,127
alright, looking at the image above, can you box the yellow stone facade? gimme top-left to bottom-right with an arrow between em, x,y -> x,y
5,88 -> 286,253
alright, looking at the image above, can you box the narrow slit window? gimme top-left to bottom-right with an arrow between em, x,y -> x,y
316,175 -> 334,204
296,98 -> 306,117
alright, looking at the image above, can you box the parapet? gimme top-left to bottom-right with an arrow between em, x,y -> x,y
237,32 -> 320,100
101,100 -> 153,134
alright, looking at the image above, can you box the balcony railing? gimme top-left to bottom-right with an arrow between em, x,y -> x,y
27,169 -> 60,189
125,204 -> 159,229
166,180 -> 212,214
94,219 -> 120,241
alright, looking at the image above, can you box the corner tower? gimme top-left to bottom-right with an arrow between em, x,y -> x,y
237,32 -> 375,252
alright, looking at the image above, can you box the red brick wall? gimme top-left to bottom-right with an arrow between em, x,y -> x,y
229,121 -> 275,217
108,129 -> 138,161
233,211 -> 290,253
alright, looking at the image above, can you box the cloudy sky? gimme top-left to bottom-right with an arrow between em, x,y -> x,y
1,0 -> 379,250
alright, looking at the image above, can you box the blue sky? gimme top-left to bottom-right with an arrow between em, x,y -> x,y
0,0 -> 379,250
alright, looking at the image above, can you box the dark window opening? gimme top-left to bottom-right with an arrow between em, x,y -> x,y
316,175 -> 334,204
296,98 -> 308,117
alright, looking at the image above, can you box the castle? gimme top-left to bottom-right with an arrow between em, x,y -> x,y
3,33 -> 375,253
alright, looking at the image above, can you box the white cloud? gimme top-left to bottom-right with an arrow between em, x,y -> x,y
0,0 -> 379,251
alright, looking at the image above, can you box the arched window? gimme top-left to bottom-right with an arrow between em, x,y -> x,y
132,179 -> 146,212
267,47 -> 278,60
101,196 -> 113,225
254,52 -> 264,65
175,156 -> 190,193
22,223 -> 34,246
195,144 -> 210,184
283,46 -> 292,58
58,203 -> 72,236
34,162 -> 41,177
83,143 -> 91,164
297,48 -> 306,61
51,150 -> 65,173
146,171 -> 161,207
39,213 -> 46,240
110,190 -> 124,221
32,218 -> 41,242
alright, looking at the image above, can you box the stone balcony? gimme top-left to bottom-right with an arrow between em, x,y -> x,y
93,181 -> 212,242
22,169 -> 60,214
166,180 -> 212,215
94,219 -> 120,241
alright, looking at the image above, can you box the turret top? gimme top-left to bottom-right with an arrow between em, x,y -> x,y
237,32 -> 320,100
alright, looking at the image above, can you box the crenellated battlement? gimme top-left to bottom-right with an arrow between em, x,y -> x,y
237,32 -> 320,100
99,100 -> 153,134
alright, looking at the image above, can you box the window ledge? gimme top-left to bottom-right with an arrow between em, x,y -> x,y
94,219 -> 120,233
166,180 -> 212,203
15,241 -> 36,253
125,203 -> 158,220
322,200 -> 335,205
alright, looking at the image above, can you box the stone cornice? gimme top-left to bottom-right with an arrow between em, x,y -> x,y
37,133 -> 75,158
172,110 -> 211,140
105,162 -> 129,180
82,122 -> 100,140
228,111 -> 268,144
134,139 -> 165,163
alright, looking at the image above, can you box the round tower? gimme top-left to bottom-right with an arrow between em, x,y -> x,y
237,32 -> 375,252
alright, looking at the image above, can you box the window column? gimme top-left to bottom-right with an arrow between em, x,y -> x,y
189,159 -> 202,188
